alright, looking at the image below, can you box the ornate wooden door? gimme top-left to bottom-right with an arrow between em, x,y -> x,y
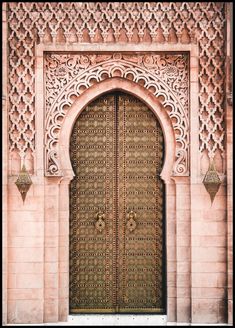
69,92 -> 165,314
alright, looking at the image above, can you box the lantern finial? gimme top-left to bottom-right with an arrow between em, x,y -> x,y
15,164 -> 32,202
203,160 -> 221,204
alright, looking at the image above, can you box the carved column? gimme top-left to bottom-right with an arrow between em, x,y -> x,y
58,176 -> 73,321
165,180 -> 176,322
44,177 -> 61,322
172,177 -> 191,323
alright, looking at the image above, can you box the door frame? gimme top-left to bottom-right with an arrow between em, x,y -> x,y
40,76 -> 192,322
37,43 -> 198,322
57,77 -> 178,319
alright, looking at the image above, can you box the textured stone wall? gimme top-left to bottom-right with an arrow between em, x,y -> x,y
3,2 -> 232,325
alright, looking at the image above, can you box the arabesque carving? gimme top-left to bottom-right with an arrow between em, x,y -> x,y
44,53 -> 189,176
7,2 -> 226,174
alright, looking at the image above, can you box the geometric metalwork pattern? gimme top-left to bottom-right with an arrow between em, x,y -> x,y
69,94 -> 115,312
7,2 -> 226,174
118,94 -> 164,312
69,92 -> 164,313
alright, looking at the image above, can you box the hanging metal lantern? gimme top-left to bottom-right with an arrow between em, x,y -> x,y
203,160 -> 221,204
15,164 -> 32,202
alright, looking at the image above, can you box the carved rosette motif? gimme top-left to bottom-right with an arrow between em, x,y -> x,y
7,2 -> 226,175
44,53 -> 189,176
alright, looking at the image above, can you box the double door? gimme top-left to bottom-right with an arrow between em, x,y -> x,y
69,92 -> 165,313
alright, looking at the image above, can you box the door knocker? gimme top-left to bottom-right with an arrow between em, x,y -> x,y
126,211 -> 137,232
95,212 -> 105,232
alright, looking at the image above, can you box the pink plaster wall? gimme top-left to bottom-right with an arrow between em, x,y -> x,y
7,180 -> 44,323
3,2 -> 232,325
191,183 -> 227,323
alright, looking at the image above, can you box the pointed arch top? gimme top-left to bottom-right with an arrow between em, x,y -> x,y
59,78 -> 175,182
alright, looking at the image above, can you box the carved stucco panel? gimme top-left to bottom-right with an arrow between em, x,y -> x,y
44,53 -> 189,176
7,2 -> 226,174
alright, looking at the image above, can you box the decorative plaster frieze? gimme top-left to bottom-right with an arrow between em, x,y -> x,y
44,53 -> 189,176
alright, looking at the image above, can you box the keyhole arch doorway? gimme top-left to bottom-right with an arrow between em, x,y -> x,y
68,86 -> 170,313
57,77 -> 177,316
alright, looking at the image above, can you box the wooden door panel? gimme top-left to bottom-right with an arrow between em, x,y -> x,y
69,94 -> 116,313
118,94 -> 164,312
69,92 -> 165,313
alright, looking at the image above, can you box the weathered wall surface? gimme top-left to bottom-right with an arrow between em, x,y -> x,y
3,2 -> 232,324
